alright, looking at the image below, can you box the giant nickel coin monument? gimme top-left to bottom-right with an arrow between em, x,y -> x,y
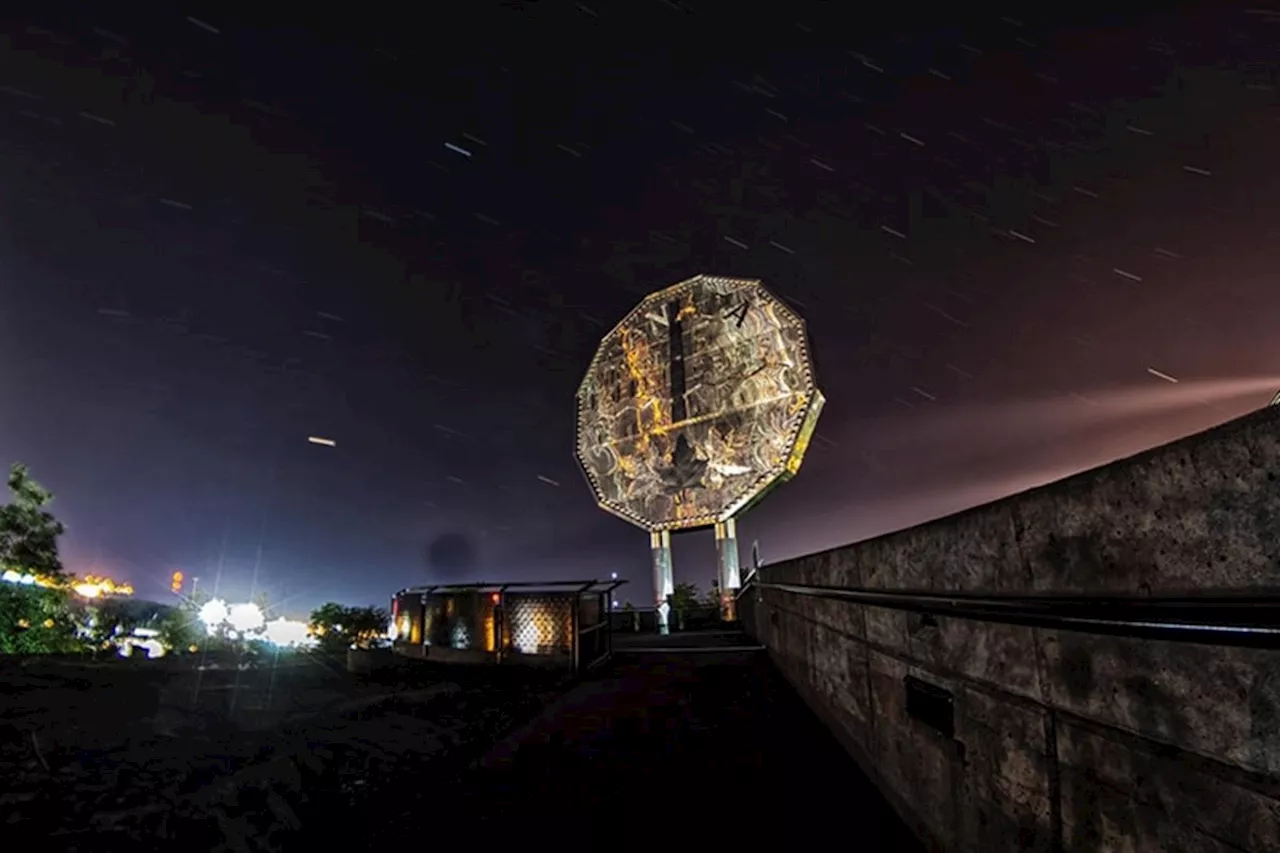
575,274 -> 824,632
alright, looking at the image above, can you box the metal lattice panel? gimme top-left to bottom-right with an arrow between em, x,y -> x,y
507,596 -> 573,654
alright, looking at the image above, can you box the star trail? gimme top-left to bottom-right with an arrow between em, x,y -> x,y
1,3 -> 1278,612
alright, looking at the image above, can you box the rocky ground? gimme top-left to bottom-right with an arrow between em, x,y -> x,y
0,653 -> 568,851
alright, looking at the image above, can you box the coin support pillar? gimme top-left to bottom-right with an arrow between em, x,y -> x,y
714,518 -> 741,621
650,530 -> 674,635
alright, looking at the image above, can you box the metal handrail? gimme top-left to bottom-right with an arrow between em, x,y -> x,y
749,580 -> 1280,648
398,579 -> 627,596
607,603 -> 721,613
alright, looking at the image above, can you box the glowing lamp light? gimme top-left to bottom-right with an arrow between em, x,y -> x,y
227,602 -> 266,633
198,599 -> 230,631
263,617 -> 315,648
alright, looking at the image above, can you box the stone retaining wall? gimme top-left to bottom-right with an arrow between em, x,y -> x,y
751,405 -> 1280,851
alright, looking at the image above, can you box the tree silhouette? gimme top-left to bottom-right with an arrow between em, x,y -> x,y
671,582 -> 701,614
0,463 -> 78,653
308,602 -> 390,653
0,463 -> 67,581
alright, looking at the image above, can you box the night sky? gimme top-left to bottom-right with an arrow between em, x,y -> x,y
3,4 -> 1279,616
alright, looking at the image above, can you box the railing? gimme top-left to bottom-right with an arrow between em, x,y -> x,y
738,577 -> 1280,649
606,604 -> 727,633
608,608 -> 662,633
575,621 -> 611,671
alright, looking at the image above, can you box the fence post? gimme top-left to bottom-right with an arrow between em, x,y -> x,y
571,594 -> 580,673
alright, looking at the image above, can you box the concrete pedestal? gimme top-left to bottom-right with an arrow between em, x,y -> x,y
650,529 -> 674,634
715,518 -> 742,621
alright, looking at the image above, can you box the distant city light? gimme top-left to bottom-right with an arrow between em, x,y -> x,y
3,569 -> 133,598
72,576 -> 135,598
74,574 -> 134,598
307,436 -> 337,447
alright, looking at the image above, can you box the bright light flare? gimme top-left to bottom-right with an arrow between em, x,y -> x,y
227,602 -> 266,633
307,436 -> 336,447
263,617 -> 316,648
198,599 -> 230,631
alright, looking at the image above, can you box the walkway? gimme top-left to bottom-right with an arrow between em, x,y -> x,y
420,630 -> 923,844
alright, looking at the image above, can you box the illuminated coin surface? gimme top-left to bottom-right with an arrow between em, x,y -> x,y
575,275 -> 824,531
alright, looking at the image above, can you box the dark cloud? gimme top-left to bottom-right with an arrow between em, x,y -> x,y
425,533 -> 478,584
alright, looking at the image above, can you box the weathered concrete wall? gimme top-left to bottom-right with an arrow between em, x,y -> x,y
752,405 -> 1280,852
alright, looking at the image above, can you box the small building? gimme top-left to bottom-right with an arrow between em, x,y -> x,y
390,580 -> 624,673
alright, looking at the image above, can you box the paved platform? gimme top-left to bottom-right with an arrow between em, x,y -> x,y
415,632 -> 923,844
611,626 -> 763,652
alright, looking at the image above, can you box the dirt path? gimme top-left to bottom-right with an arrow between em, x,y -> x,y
1,655 -> 567,852
376,643 -> 923,845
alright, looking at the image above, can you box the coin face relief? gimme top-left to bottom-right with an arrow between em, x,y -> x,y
575,274 -> 824,532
